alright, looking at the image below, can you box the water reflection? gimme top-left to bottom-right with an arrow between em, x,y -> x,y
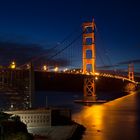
73,92 -> 140,140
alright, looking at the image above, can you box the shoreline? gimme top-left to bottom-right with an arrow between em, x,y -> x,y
31,122 -> 85,140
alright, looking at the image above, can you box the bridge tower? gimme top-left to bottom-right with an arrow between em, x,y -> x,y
82,19 -> 96,101
128,63 -> 134,81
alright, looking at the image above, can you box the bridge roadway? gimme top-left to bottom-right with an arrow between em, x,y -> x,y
35,70 -> 137,92
0,68 -> 137,93
0,68 -> 137,109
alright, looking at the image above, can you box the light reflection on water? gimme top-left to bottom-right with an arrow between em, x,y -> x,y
35,91 -> 140,140
73,92 -> 140,140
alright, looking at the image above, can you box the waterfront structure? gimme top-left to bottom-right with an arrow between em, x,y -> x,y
5,109 -> 51,127
5,108 -> 71,127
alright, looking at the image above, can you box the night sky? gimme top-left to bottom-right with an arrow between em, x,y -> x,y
0,0 -> 140,71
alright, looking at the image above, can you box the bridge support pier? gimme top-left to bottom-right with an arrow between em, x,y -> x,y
83,77 -> 96,101
74,76 -> 106,104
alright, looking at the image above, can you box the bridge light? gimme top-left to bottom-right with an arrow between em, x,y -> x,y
90,72 -> 93,75
63,68 -> 68,72
86,72 -> 89,75
10,61 -> 16,69
27,64 -> 30,69
54,67 -> 58,72
10,104 -> 14,108
43,65 -> 47,71
95,72 -> 99,76
95,76 -> 98,80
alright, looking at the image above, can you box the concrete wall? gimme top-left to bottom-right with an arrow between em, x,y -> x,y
5,108 -> 72,128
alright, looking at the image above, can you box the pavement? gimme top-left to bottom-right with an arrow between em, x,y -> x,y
28,125 -> 77,140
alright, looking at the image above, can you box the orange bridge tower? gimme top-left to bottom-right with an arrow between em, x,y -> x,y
128,63 -> 134,81
82,19 -> 96,101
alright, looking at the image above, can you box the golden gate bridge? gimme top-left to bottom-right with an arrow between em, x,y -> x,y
0,19 -> 138,109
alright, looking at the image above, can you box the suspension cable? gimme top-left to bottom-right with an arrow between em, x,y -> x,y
95,26 -> 115,70
18,27 -> 81,68
46,32 -> 82,61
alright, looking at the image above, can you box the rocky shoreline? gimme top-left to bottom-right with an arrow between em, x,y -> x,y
68,123 -> 86,140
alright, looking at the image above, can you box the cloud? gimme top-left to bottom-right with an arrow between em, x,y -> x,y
118,59 -> 140,65
97,59 -> 140,69
0,41 -> 69,67
97,64 -> 119,69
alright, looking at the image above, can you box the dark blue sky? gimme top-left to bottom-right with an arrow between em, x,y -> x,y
0,0 -> 140,70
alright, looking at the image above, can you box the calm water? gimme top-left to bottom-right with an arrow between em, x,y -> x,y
36,91 -> 140,140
